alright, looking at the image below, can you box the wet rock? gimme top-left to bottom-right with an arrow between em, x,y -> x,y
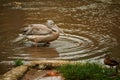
21,68 -> 63,80
22,69 -> 47,80
2,65 -> 28,80
35,76 -> 63,80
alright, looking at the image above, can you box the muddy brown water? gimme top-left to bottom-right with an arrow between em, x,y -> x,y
0,0 -> 120,75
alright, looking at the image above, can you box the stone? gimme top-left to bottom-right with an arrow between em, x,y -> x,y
35,76 -> 63,80
2,65 -> 28,80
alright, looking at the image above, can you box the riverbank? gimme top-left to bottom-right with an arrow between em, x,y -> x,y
0,60 -> 120,80
0,60 -> 75,80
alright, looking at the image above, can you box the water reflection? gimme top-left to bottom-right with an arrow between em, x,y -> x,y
12,47 -> 59,60
0,0 -> 120,74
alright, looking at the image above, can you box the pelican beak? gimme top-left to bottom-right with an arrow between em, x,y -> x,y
55,25 -> 66,36
59,28 -> 66,36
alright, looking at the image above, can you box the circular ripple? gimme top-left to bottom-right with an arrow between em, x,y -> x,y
50,34 -> 113,60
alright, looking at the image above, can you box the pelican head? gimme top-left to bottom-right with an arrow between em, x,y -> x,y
46,20 -> 55,28
46,20 -> 66,35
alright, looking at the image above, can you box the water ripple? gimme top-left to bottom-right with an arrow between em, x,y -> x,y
49,34 -> 117,60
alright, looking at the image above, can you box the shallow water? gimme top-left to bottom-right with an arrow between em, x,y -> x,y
0,0 -> 120,74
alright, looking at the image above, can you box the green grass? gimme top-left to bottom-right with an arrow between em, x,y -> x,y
57,63 -> 120,80
14,59 -> 24,66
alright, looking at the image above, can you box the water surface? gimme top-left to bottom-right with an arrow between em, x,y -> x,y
0,0 -> 120,74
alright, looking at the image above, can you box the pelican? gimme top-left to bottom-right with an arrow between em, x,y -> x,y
14,20 -> 65,47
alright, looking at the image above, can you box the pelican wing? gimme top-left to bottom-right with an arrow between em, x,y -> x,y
24,24 -> 52,35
